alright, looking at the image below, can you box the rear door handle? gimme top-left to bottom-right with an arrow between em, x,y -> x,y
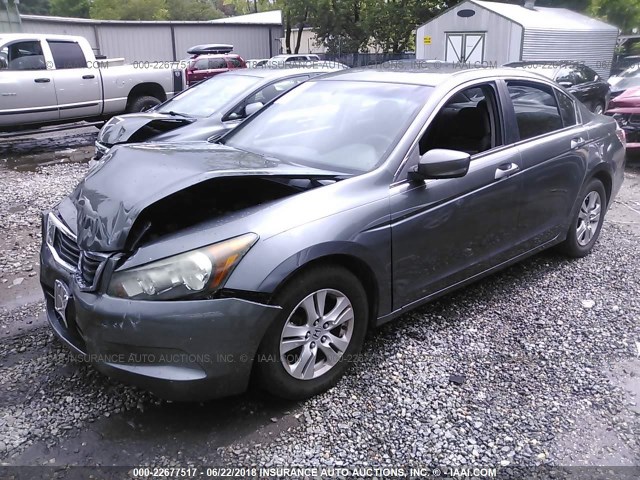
34,78 -> 50,83
571,137 -> 586,149
82,74 -> 95,79
495,162 -> 520,180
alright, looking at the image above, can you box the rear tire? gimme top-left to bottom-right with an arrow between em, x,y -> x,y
559,178 -> 607,257
127,95 -> 161,113
255,265 -> 368,400
592,101 -> 605,115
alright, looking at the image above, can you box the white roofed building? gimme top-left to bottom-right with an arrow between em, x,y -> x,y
416,0 -> 619,78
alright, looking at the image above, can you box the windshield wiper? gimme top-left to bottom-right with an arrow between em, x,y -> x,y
164,111 -> 190,118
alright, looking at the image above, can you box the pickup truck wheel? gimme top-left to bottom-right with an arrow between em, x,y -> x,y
254,265 -> 368,400
128,96 -> 161,113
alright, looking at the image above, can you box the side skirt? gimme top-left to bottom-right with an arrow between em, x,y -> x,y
374,235 -> 563,327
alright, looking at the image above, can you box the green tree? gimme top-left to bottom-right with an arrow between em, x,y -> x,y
589,0 -> 640,32
365,0 -> 446,53
50,0 -> 90,18
90,0 -> 169,20
280,0 -> 309,53
17,0 -> 51,15
309,0 -> 369,54
166,0 -> 224,20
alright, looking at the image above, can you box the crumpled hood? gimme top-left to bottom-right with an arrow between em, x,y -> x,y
97,113 -> 195,146
69,142 -> 342,252
608,86 -> 640,109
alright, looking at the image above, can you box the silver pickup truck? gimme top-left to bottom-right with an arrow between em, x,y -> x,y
0,34 -> 185,131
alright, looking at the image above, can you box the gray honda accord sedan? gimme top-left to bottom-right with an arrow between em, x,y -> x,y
40,68 -> 626,401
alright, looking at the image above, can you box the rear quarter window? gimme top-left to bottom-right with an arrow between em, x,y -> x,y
556,90 -> 578,127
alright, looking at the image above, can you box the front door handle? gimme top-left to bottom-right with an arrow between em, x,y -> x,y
82,74 -> 95,79
571,137 -> 586,149
34,78 -> 51,83
495,162 -> 520,180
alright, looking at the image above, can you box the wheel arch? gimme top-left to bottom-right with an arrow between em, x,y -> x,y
261,245 -> 384,329
126,82 -> 167,108
589,167 -> 612,206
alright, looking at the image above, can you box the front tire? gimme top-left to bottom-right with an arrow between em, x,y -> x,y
559,178 -> 606,257
255,265 -> 368,400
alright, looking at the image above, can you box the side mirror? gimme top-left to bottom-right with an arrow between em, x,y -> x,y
409,149 -> 471,181
0,55 -> 7,70
558,81 -> 573,88
245,102 -> 264,116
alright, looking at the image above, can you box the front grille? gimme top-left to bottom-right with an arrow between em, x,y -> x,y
53,228 -> 80,269
80,251 -> 105,286
47,213 -> 110,291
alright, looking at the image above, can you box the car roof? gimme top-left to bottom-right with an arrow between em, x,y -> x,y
225,67 -> 346,79
0,33 -> 87,42
191,53 -> 241,59
505,61 -> 583,68
312,66 -> 560,87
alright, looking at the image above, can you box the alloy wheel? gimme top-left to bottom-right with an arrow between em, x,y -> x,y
279,289 -> 354,380
576,191 -> 602,246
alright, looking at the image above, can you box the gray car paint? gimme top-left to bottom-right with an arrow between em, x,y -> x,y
41,68 -> 626,400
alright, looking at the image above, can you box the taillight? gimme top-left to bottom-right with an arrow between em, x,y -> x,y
186,69 -> 193,85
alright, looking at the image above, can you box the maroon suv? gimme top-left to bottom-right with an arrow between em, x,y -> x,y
185,44 -> 246,86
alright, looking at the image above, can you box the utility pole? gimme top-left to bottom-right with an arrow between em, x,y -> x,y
1,0 -> 22,33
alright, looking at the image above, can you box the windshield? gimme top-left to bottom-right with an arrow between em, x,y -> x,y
157,74 -> 261,117
225,80 -> 431,174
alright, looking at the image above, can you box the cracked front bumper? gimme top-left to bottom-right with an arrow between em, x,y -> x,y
39,229 -> 281,401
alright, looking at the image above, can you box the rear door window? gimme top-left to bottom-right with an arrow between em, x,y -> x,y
580,65 -> 597,82
209,58 -> 227,69
192,58 -> 209,71
48,41 -> 86,69
506,81 -> 564,140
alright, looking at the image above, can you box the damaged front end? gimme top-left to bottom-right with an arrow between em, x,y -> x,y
94,113 -> 196,159
40,141 -> 347,399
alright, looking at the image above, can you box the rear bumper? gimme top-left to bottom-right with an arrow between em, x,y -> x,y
40,233 -> 281,401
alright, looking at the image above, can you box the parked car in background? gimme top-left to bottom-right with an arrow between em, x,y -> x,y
43,68 -> 625,401
0,34 -> 184,131
94,67 -> 342,159
185,44 -> 246,87
269,53 -> 321,64
505,61 -> 610,114
608,64 -> 640,99
606,86 -> 640,151
246,58 -> 269,68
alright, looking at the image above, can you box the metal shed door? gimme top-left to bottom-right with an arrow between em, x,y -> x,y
445,33 -> 485,63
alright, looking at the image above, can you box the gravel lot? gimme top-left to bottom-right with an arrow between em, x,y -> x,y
0,148 -> 638,478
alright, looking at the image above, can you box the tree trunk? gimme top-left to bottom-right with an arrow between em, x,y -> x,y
294,7 -> 309,54
253,0 -> 258,13
285,10 -> 292,54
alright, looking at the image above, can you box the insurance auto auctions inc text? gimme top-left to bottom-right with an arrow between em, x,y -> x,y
257,466 -> 497,477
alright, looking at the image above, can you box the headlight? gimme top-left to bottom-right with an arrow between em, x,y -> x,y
107,233 -> 258,300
